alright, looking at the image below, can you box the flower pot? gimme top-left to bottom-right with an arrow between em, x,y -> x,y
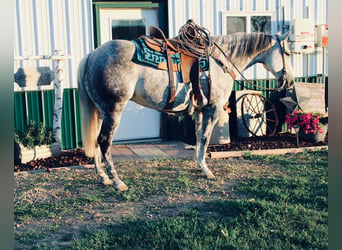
18,141 -> 62,164
299,123 -> 328,143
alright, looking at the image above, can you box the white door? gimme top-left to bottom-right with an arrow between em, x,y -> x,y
99,8 -> 161,142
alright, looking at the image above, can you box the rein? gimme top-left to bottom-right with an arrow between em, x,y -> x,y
213,34 -> 288,91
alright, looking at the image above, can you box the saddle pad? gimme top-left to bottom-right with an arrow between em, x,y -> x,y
133,39 -> 181,70
132,39 -> 209,72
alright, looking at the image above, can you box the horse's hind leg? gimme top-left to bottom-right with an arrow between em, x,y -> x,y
98,106 -> 128,191
93,117 -> 115,185
94,144 -> 114,185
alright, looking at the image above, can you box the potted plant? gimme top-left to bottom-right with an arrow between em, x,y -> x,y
14,121 -> 61,164
285,110 -> 328,143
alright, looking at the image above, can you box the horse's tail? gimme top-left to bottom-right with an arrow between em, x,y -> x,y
77,55 -> 98,157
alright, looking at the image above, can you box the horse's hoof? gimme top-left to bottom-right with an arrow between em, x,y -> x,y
100,176 -> 113,186
202,169 -> 215,179
115,180 -> 129,191
101,177 -> 114,186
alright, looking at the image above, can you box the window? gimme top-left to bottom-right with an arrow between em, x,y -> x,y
226,16 -> 246,33
222,12 -> 274,35
251,16 -> 271,33
111,19 -> 146,40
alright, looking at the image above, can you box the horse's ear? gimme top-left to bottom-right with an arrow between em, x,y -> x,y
279,31 -> 290,41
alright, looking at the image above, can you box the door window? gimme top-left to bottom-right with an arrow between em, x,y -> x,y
111,19 -> 146,40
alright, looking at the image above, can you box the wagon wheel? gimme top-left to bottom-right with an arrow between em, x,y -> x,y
241,93 -> 278,136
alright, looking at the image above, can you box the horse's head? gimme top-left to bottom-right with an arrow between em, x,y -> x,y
262,32 -> 295,90
246,32 -> 295,90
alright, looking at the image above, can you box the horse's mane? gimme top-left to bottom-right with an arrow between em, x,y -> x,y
211,32 -> 273,58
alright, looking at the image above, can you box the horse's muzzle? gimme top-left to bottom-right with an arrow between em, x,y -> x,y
277,77 -> 287,91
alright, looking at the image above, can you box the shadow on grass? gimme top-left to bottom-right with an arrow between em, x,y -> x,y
72,196 -> 328,249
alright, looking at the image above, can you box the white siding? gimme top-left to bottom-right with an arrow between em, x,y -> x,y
14,0 -> 93,89
168,0 -> 328,79
15,0 -> 328,87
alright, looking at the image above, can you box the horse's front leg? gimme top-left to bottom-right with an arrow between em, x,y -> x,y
194,111 -> 203,162
194,106 -> 219,179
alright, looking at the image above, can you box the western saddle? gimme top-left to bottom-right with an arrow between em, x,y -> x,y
140,19 -> 212,110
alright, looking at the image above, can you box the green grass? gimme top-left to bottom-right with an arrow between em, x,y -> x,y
14,149 -> 328,249
72,199 -> 327,249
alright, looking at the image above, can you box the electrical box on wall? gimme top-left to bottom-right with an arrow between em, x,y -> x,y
289,19 -> 315,54
315,24 -> 328,47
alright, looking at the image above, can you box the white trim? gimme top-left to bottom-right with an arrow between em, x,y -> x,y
14,84 -> 54,92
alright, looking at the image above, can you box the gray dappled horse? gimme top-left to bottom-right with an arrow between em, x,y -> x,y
77,31 -> 295,191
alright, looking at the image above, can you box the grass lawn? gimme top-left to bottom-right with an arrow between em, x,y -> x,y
14,149 -> 328,249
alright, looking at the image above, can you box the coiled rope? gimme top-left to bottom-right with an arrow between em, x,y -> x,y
176,19 -> 213,58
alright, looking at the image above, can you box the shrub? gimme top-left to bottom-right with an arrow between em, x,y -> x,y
14,121 -> 55,149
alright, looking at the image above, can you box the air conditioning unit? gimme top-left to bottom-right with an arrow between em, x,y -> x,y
315,24 -> 328,47
289,19 -> 315,54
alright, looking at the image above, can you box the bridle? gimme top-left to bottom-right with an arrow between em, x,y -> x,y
274,34 -> 290,91
213,34 -> 291,92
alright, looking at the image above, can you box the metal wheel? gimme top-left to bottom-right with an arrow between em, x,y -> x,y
241,93 -> 278,136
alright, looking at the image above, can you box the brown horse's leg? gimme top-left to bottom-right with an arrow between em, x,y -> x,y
98,108 -> 128,191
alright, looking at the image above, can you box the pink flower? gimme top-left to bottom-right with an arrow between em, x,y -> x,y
285,111 -> 325,135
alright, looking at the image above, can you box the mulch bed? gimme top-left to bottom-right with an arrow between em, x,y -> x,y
14,133 -> 327,172
207,133 -> 328,153
14,148 -> 94,172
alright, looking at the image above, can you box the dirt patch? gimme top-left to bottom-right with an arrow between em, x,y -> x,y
14,166 -> 235,248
